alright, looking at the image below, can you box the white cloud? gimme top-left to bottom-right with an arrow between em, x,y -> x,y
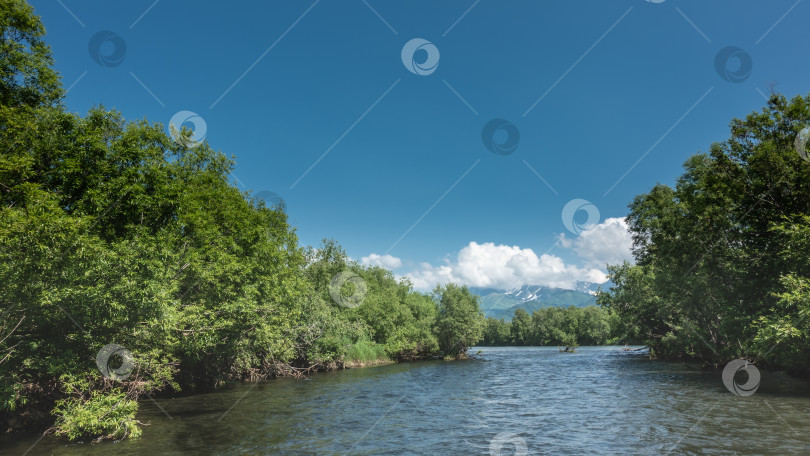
559,217 -> 634,268
403,242 -> 607,291
360,253 -> 403,270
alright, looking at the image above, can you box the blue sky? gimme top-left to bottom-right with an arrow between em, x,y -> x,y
32,0 -> 809,289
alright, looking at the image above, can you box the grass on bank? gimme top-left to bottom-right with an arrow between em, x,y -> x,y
343,340 -> 390,366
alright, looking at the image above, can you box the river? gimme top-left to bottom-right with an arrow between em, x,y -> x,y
4,346 -> 810,455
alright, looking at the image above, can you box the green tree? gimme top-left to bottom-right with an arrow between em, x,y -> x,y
510,308 -> 532,345
601,93 -> 810,371
580,306 -> 611,345
433,284 -> 485,358
1,0 -> 310,436
482,318 -> 511,345
0,0 -> 62,107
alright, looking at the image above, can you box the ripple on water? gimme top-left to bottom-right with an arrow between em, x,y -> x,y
4,346 -> 810,455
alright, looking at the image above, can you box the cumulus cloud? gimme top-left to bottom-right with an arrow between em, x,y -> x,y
559,217 -> 634,268
404,242 -> 607,291
360,253 -> 403,269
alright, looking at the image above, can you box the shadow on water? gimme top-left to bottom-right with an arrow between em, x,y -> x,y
4,347 -> 810,455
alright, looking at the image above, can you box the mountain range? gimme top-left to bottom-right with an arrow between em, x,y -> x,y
469,281 -> 612,321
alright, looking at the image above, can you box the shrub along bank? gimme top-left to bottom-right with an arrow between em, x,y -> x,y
0,1 -> 485,441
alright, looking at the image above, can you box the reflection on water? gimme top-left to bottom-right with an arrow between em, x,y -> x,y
4,347 -> 810,455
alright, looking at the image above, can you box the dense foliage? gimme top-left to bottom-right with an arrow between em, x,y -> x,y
0,2 -> 485,441
4,0 -> 808,443
480,306 -> 622,347
598,93 -> 810,375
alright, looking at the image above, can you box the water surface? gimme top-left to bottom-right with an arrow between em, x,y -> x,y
5,347 -> 810,455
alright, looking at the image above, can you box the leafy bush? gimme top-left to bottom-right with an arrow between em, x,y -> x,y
52,389 -> 141,441
599,93 -> 810,372
0,1 -> 486,441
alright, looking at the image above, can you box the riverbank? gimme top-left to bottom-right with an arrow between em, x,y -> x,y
0,2 -> 495,443
6,347 -> 810,455
1,351 -> 402,438
341,357 -> 395,369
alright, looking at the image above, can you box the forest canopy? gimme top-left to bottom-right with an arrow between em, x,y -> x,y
480,306 -> 622,347
598,92 -> 810,375
2,0 -> 810,444
0,0 -> 485,441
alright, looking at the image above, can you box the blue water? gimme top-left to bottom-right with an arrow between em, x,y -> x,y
5,346 -> 810,455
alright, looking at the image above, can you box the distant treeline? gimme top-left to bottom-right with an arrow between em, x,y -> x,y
480,306 -> 626,347
4,0 -> 810,445
598,93 -> 810,376
0,1 -> 485,442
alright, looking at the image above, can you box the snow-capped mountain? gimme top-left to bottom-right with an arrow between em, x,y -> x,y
503,285 -> 551,302
483,281 -> 611,302
469,280 -> 613,321
573,280 -> 613,296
